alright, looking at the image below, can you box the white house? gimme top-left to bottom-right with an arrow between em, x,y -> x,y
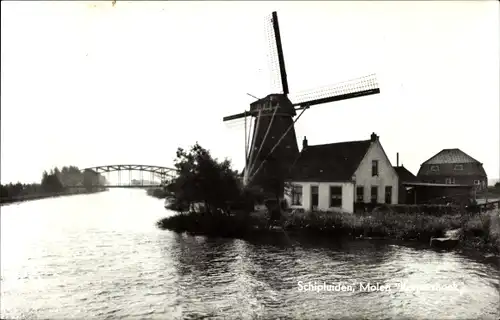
284,133 -> 399,213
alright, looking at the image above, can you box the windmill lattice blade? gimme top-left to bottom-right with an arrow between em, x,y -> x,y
272,12 -> 289,95
291,74 -> 380,107
224,117 -> 246,128
223,111 -> 250,122
265,13 -> 286,94
224,118 -> 245,126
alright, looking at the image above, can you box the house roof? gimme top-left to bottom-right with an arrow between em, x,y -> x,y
288,139 -> 372,182
393,165 -> 418,183
422,148 -> 481,165
418,148 -> 487,177
402,182 -> 473,188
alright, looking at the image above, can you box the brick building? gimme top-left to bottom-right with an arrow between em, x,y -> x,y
417,148 -> 488,190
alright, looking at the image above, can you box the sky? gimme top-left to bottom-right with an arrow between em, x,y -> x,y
1,1 -> 499,184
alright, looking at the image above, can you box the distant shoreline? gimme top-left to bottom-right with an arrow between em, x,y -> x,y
0,188 -> 107,206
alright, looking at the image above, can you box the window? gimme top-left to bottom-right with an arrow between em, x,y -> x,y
453,164 -> 463,171
445,178 -> 456,184
330,186 -> 342,207
385,186 -> 392,204
474,180 -> 481,190
311,185 -> 319,208
291,185 -> 303,206
372,160 -> 379,176
430,165 -> 439,172
371,186 -> 378,203
356,186 -> 364,202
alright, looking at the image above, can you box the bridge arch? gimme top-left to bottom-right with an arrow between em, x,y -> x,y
81,164 -> 179,187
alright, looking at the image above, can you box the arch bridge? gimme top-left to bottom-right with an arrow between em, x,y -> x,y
81,164 -> 178,188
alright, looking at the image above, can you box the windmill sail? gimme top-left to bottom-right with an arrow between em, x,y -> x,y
223,11 -> 381,194
291,74 -> 380,109
265,12 -> 289,95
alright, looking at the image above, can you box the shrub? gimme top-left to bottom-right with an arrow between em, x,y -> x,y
147,188 -> 168,199
157,210 -> 267,238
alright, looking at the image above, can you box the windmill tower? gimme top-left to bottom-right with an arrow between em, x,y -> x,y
223,11 -> 381,197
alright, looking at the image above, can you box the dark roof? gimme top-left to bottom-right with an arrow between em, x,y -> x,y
393,165 -> 418,183
288,139 -> 372,182
418,148 -> 487,177
422,148 -> 481,165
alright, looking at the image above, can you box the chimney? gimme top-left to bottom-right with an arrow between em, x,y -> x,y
370,132 -> 378,142
397,152 -> 399,167
303,136 -> 308,149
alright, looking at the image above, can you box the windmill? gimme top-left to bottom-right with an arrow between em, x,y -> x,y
223,11 -> 380,197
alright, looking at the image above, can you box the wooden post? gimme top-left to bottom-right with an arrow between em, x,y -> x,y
485,180 -> 488,208
243,111 -> 248,186
244,111 -> 248,168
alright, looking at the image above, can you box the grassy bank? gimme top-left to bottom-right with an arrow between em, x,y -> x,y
0,188 -> 107,205
157,209 -> 500,254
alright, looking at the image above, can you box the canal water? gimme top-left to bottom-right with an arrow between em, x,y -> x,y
1,189 -> 499,319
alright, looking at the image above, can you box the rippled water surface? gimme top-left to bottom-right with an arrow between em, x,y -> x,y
1,189 -> 499,319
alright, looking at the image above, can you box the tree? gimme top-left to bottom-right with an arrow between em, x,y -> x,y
54,167 -> 61,183
166,143 -> 243,214
42,170 -> 49,185
83,169 -> 99,191
0,184 -> 9,198
1,164 -> 91,202
41,170 -> 63,193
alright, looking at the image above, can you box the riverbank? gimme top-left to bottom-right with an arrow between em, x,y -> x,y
0,188 -> 108,205
2,191 -> 499,320
157,209 -> 500,255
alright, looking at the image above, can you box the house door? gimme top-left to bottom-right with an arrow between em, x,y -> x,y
311,186 -> 319,209
371,186 -> 378,204
385,186 -> 392,204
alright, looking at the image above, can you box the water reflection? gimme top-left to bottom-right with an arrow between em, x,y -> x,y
1,190 -> 499,320
164,232 -> 499,319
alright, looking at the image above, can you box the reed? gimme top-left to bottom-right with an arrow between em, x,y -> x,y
461,210 -> 500,252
